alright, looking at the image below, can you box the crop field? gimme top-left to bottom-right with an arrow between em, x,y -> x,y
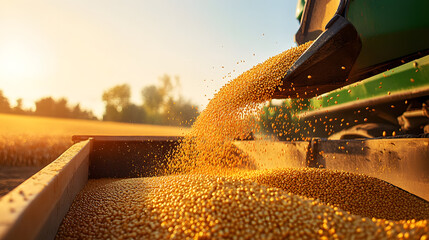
0,113 -> 188,196
0,113 -> 188,167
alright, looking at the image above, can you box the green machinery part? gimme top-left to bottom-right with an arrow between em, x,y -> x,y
302,55 -> 429,118
263,0 -> 429,139
347,0 -> 429,79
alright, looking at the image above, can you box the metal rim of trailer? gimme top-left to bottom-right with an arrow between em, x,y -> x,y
0,135 -> 428,240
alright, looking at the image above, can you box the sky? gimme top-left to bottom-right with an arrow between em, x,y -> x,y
0,0 -> 300,118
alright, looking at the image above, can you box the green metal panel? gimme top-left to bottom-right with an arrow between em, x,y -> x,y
296,0 -> 306,21
306,55 -> 429,111
347,0 -> 429,71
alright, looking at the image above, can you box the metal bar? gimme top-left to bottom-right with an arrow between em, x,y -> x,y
72,135 -> 182,143
0,140 -> 91,240
300,54 -> 429,119
306,138 -> 323,168
299,85 -> 429,119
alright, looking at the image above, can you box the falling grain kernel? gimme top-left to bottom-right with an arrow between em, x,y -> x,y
167,41 -> 313,174
57,41 -> 429,239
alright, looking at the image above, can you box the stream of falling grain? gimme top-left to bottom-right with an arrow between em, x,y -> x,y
167,41 -> 313,175
57,42 -> 429,239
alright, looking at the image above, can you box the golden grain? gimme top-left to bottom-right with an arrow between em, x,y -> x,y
57,173 -> 429,239
0,134 -> 72,166
238,168 -> 429,221
57,41 -> 429,239
168,41 -> 313,175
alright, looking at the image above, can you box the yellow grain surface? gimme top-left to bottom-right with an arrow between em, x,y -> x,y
57,41 -> 429,239
57,172 -> 429,239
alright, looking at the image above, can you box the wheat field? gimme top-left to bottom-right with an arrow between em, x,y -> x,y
0,113 -> 188,166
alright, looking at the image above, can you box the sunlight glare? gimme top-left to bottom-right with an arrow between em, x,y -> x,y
0,41 -> 47,80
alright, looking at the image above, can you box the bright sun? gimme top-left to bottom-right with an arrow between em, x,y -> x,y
0,41 -> 46,80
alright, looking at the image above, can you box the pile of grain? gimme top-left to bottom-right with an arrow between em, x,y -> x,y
238,168 -> 429,221
57,41 -> 429,239
57,172 -> 429,239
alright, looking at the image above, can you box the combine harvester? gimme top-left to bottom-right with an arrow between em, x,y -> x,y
237,0 -> 429,200
0,0 -> 428,239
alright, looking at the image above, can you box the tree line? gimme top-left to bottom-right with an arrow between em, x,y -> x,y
0,74 -> 200,127
102,75 -> 199,126
0,90 -> 97,120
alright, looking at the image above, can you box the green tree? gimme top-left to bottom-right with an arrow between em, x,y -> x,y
0,90 -> 11,113
34,97 -> 96,119
164,97 -> 199,126
56,98 -> 71,118
102,84 -> 146,123
12,98 -> 25,114
103,104 -> 121,122
35,97 -> 72,118
35,97 -> 56,117
101,76 -> 199,125
141,85 -> 163,112
72,104 -> 83,118
102,84 -> 132,121
141,75 -> 199,126
158,74 -> 174,97
102,84 -> 131,113
121,103 -> 146,123
72,104 -> 97,120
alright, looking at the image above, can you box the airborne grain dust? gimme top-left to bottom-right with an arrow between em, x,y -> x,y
167,41 -> 313,175
57,42 -> 429,239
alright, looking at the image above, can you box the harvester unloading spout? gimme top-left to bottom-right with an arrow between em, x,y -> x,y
273,0 -> 429,99
273,0 -> 362,98
273,13 -> 361,98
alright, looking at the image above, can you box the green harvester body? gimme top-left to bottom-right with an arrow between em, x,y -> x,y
271,0 -> 429,139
